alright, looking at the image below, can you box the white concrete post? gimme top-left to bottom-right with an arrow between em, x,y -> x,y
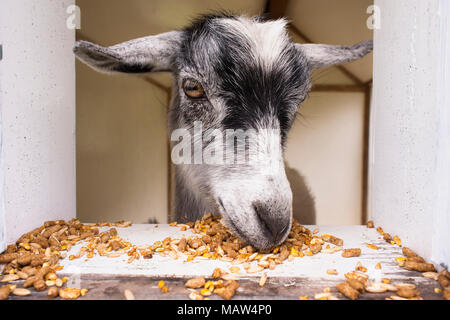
0,0 -> 76,250
370,0 -> 450,268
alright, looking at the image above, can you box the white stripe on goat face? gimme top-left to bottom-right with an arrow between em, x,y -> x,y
217,17 -> 290,70
211,127 -> 290,199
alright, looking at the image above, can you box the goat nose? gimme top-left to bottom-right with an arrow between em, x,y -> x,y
253,201 -> 290,244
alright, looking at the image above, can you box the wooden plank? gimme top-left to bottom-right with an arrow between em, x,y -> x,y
2,225 -> 445,300
264,0 -> 290,19
52,225 -> 428,279
361,85 -> 372,223
142,76 -> 171,94
311,84 -> 366,92
6,273 -> 443,300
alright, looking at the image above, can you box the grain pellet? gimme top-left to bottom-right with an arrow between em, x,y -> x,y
13,288 -> 31,296
211,268 -> 225,279
438,273 -> 450,288
0,285 -> 11,300
403,261 -> 436,272
47,286 -> 59,298
185,277 -> 205,289
259,273 -> 267,287
347,279 -> 365,293
124,289 -> 135,300
444,288 -> 450,300
59,288 -> 81,299
326,269 -> 338,275
0,253 -> 18,264
321,234 -> 343,246
33,279 -> 46,292
396,287 -> 420,299
1,274 -> 19,282
341,248 -> 361,258
336,282 -> 359,300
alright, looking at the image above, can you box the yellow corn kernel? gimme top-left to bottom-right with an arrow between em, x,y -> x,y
200,288 -> 212,296
204,281 -> 213,290
229,266 -> 240,273
357,266 -> 368,273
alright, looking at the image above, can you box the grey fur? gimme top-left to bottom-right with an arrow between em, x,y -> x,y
73,31 -> 183,73
73,14 -> 372,249
297,40 -> 373,69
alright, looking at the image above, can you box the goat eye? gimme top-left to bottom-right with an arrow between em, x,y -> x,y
183,79 -> 205,99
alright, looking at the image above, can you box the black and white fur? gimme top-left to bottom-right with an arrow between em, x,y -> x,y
74,14 -> 372,249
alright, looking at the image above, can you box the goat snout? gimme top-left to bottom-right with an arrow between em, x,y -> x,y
253,201 -> 291,245
217,181 -> 293,250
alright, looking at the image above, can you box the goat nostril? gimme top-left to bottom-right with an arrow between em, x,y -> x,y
253,202 -> 288,242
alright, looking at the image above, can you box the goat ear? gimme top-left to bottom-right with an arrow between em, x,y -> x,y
73,31 -> 182,74
296,40 -> 373,69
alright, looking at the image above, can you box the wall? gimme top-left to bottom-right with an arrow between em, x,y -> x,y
371,0 -> 450,268
74,0 -> 371,225
285,92 -> 365,225
76,63 -> 169,224
285,0 -> 372,225
0,0 -> 76,247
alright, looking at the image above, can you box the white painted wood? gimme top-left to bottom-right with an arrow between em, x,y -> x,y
60,224 -> 415,283
0,0 -> 76,245
432,0 -> 450,269
371,0 -> 450,269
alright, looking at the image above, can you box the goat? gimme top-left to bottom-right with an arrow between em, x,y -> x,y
73,13 -> 372,249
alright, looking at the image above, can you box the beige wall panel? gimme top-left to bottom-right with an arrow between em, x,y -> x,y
76,62 -> 168,224
285,92 -> 365,225
287,0 -> 373,82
